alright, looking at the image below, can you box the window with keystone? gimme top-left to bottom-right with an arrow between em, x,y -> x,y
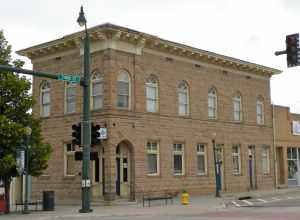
233,93 -> 242,121
117,70 -> 130,108
91,72 -> 104,110
208,87 -> 217,119
256,97 -> 264,125
146,76 -> 158,112
40,81 -> 51,117
178,81 -> 189,116
65,82 -> 76,114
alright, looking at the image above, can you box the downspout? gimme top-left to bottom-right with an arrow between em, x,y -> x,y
272,103 -> 278,188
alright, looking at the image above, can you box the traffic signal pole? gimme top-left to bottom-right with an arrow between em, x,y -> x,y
0,21 -> 92,213
80,22 -> 92,213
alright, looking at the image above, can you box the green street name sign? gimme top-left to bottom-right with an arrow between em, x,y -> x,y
58,74 -> 81,84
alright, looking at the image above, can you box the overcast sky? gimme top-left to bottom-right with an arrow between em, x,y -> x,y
2,0 -> 300,112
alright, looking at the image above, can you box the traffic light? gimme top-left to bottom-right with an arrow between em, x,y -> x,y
72,123 -> 81,146
91,123 -> 101,146
286,33 -> 299,67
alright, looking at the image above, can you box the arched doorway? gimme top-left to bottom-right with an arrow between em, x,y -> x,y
115,140 -> 134,199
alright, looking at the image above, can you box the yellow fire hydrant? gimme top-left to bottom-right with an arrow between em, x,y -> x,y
181,191 -> 189,205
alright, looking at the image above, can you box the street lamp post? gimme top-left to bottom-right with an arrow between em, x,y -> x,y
77,6 -> 92,213
212,136 -> 221,198
23,126 -> 32,214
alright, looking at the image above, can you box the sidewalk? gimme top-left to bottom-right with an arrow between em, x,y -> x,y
2,187 -> 300,220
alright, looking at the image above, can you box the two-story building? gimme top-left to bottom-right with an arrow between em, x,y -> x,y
274,105 -> 300,188
17,23 -> 281,202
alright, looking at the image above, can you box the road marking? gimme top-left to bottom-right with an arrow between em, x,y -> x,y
287,197 -> 293,199
257,198 -> 267,203
271,197 -> 280,201
232,201 -> 241,207
242,200 -> 254,205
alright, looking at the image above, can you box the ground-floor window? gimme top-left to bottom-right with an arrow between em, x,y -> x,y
287,147 -> 299,180
64,143 -> 76,176
147,141 -> 159,175
197,143 -> 207,175
173,143 -> 184,175
261,145 -> 270,174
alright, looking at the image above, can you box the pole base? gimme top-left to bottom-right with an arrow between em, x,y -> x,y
79,208 -> 93,213
22,210 -> 31,214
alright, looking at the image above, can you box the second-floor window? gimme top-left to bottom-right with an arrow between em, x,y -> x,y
65,82 -> 76,114
40,81 -> 51,117
256,97 -> 264,125
208,87 -> 217,119
178,81 -> 189,116
91,72 -> 104,110
146,76 -> 158,112
117,70 -> 130,108
233,93 -> 242,121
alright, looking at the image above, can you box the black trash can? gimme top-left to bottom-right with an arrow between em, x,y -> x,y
43,191 -> 55,211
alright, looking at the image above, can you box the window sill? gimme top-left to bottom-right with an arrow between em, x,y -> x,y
116,107 -> 131,111
64,112 -> 76,116
233,173 -> 242,176
38,175 -> 50,179
91,108 -> 103,113
40,116 -> 51,119
63,175 -> 76,179
197,173 -> 208,177
208,117 -> 218,121
178,115 -> 192,119
146,111 -> 160,115
147,173 -> 160,177
173,173 -> 185,176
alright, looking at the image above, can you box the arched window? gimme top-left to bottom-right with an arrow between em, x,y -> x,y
233,93 -> 242,121
117,70 -> 130,108
40,81 -> 51,117
178,81 -> 189,116
65,82 -> 76,114
146,75 -> 158,112
208,87 -> 217,119
91,72 -> 104,110
256,96 -> 264,125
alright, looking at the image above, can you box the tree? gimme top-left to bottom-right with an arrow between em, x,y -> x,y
0,30 -> 52,213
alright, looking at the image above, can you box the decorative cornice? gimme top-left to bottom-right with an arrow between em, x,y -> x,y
17,23 -> 281,77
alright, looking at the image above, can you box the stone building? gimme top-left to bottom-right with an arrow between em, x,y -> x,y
17,23 -> 281,202
273,105 -> 300,188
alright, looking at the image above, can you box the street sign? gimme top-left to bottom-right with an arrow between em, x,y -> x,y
99,128 -> 108,140
16,149 -> 25,175
58,74 -> 81,84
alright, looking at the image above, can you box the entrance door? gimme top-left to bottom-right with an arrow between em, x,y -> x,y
116,158 -> 121,196
248,146 -> 256,190
115,143 -> 131,198
92,148 -> 104,198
